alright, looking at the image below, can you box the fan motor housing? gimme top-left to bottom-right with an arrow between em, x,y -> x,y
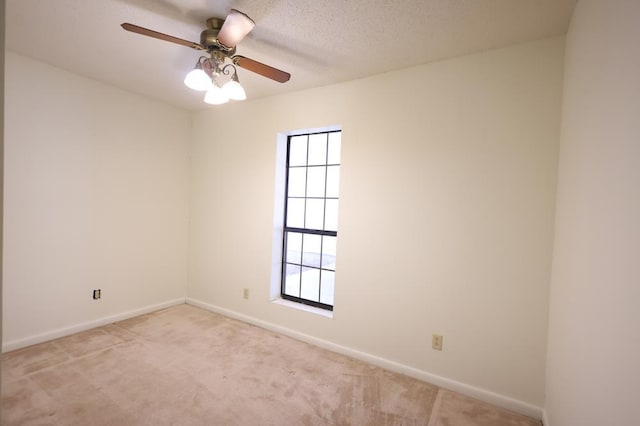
201,17 -> 230,50
200,28 -> 220,47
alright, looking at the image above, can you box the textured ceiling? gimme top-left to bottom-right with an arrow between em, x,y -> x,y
6,0 -> 577,112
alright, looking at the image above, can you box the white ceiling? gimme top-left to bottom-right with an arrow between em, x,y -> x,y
6,0 -> 577,112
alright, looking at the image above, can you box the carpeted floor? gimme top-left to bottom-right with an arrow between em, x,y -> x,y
1,304 -> 540,425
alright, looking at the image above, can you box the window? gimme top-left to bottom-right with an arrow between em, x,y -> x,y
281,130 -> 341,310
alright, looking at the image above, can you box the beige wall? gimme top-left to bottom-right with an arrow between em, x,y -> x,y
544,1 -> 640,425
2,52 -> 190,347
189,37 -> 564,411
1,0 -> 6,409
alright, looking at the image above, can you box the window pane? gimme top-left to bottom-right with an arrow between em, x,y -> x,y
302,234 -> 322,268
289,135 -> 307,166
286,198 -> 305,228
306,166 -> 326,198
320,270 -> 335,305
322,236 -> 337,270
300,267 -> 320,302
324,199 -> 339,231
328,132 -> 341,164
284,264 -> 301,297
307,133 -> 327,165
326,166 -> 340,198
282,130 -> 341,310
288,167 -> 306,197
305,199 -> 324,230
286,232 -> 302,264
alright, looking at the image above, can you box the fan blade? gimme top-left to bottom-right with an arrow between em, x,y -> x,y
217,9 -> 255,48
233,56 -> 291,83
121,23 -> 204,50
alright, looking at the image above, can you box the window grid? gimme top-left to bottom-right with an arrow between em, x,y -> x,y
281,130 -> 340,311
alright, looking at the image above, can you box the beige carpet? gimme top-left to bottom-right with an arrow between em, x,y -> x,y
2,304 -> 540,425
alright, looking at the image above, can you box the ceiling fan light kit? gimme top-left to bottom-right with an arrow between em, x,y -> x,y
204,81 -> 229,105
185,56 -> 247,104
222,73 -> 247,101
183,60 -> 212,91
122,9 -> 290,106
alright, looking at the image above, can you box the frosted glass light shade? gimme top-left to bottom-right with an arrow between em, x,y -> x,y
184,68 -> 212,91
222,80 -> 247,100
204,84 -> 229,105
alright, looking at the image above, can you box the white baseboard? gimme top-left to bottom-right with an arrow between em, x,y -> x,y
2,297 -> 186,353
186,297 -> 543,420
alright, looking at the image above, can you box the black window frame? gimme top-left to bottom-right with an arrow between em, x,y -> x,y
281,130 -> 341,311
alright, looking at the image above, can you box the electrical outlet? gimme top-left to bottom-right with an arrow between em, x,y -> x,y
432,334 -> 443,351
93,289 -> 101,300
243,288 -> 249,299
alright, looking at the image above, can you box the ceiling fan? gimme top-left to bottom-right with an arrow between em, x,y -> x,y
121,9 -> 291,105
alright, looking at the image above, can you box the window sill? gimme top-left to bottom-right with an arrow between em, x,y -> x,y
272,297 -> 334,319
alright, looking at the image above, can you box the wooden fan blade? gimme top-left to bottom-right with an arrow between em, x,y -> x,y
217,9 -> 255,48
121,23 -> 204,50
234,56 -> 291,83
